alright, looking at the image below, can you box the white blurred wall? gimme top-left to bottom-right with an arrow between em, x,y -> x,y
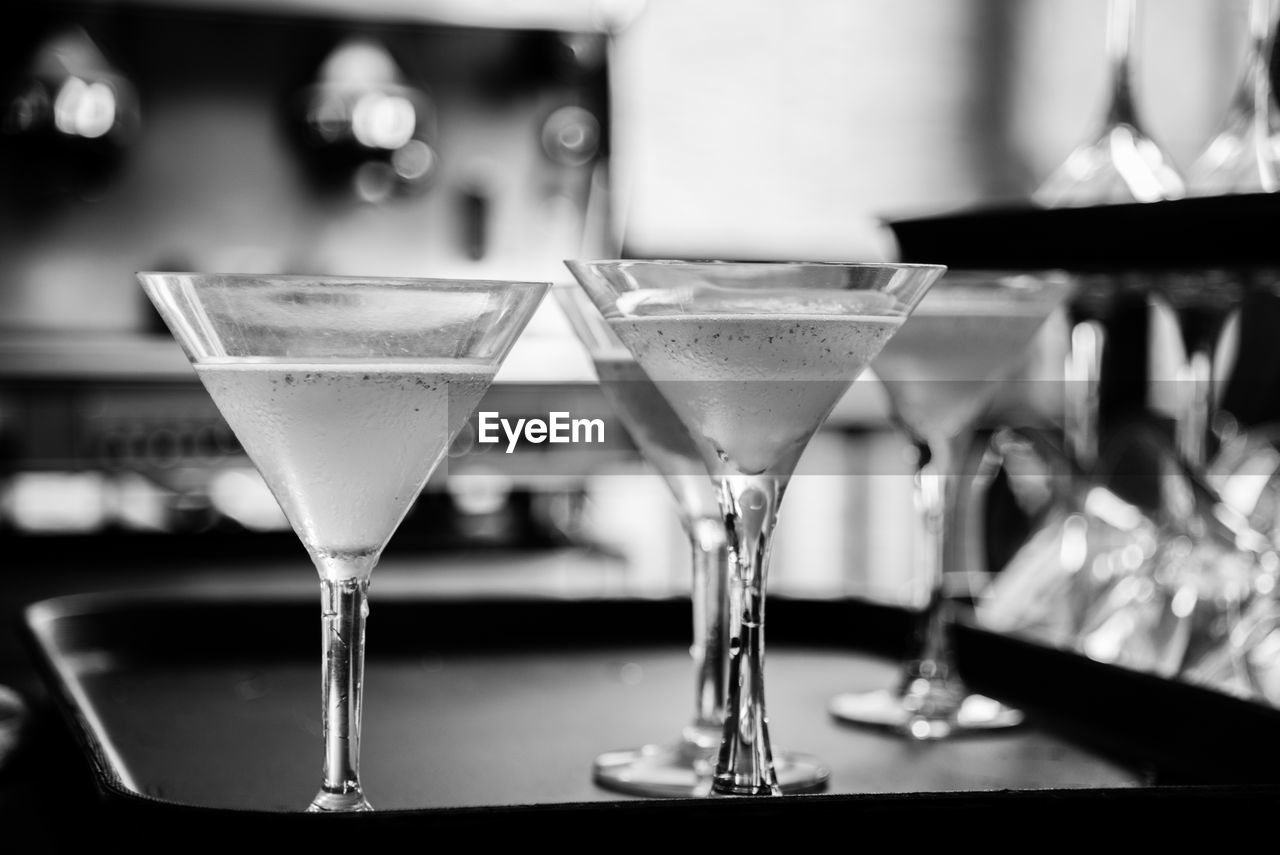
613,0 -> 1246,259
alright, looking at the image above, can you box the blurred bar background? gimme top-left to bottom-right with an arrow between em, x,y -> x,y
0,0 -> 1264,606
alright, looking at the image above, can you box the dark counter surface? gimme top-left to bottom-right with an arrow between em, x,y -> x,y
0,547 -> 1271,842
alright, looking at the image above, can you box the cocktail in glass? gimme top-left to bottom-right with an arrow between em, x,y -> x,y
138,272 -> 547,811
565,259 -> 942,795
829,272 -> 1072,739
555,283 -> 827,795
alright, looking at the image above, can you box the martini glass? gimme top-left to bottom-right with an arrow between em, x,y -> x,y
827,272 -> 1072,739
566,259 -> 943,795
1034,0 -> 1184,207
554,284 -> 827,796
138,272 -> 547,812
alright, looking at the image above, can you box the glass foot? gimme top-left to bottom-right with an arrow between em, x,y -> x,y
593,741 -> 830,797
772,751 -> 830,794
828,680 -> 1024,740
307,788 -> 373,812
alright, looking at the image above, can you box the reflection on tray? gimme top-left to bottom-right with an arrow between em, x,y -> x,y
23,593 -> 1151,815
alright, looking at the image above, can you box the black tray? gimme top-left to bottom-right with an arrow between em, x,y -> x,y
21,590 -> 1280,838
885,193 -> 1280,272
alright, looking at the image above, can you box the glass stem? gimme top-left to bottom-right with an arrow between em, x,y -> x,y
1066,319 -> 1106,470
1176,347 -> 1214,471
1105,0 -> 1139,126
309,574 -> 372,812
908,433 -> 969,690
712,474 -> 783,796
686,517 -> 730,746
1249,0 -> 1278,189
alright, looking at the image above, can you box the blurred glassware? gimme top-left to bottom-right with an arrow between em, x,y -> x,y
1197,270 -> 1280,538
293,37 -> 439,201
983,422 -> 1276,681
972,419 -> 1274,686
13,28 -> 138,141
1,27 -> 140,200
1209,422 -> 1280,547
1034,0 -> 1184,207
1183,418 -> 1280,697
1016,273 -> 1151,642
1187,0 -> 1280,195
1064,270 -> 1245,657
1184,574 -> 1280,701
978,427 -> 1162,652
1078,268 -> 1260,676
568,259 -> 943,795
553,283 -> 733,797
1074,423 -> 1274,677
1062,273 -> 1151,471
985,268 -> 1280,685
1064,304 -> 1106,471
828,271 -> 1073,739
1152,270 -> 1245,472
0,686 -> 26,774
554,281 -> 831,795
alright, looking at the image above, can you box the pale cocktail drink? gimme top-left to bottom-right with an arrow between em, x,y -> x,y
828,271 -> 1072,740
139,271 -> 547,813
608,305 -> 915,796
871,297 -> 1056,441
610,314 -> 901,476
196,359 -> 494,573
562,277 -> 832,797
566,259 -> 943,797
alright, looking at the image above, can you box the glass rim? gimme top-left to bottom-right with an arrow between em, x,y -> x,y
921,270 -> 1077,290
136,271 -> 551,291
564,258 -> 948,273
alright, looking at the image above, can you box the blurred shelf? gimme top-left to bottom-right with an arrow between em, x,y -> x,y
0,333 -> 193,382
0,331 -> 899,426
0,331 -> 599,384
887,193 -> 1280,272
25,0 -> 637,30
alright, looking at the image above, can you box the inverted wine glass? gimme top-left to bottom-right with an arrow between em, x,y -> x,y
978,426 -> 1163,651
1187,0 -> 1280,195
1184,568 -> 1280,701
1074,422 -> 1273,677
1066,271 -> 1247,667
1153,271 -> 1244,472
1034,0 -> 1184,207
138,272 -> 547,811
827,271 -> 1072,739
555,284 -> 827,796
566,259 -> 943,795
977,274 -> 1152,642
1062,273 -> 1152,470
1210,421 -> 1280,547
